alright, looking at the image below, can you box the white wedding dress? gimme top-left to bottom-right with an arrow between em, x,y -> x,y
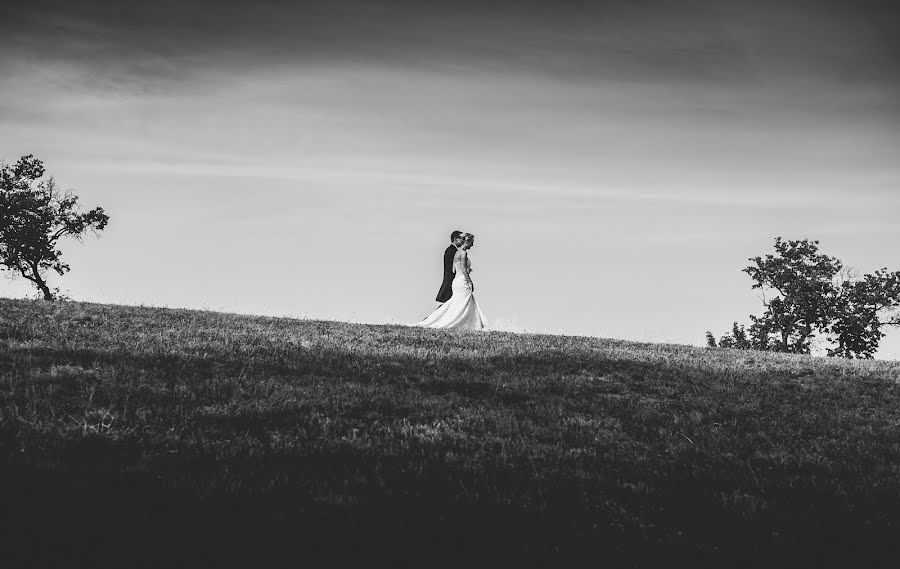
413,252 -> 488,331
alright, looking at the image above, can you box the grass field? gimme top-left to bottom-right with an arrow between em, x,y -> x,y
2,297 -> 900,568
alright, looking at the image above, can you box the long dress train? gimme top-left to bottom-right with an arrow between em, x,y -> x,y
413,256 -> 488,331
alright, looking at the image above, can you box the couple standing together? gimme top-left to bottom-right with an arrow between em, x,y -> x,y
413,231 -> 488,331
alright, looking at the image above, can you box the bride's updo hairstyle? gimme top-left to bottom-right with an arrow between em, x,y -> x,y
463,233 -> 475,247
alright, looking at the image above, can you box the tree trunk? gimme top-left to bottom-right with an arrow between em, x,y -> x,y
794,327 -> 808,353
29,264 -> 54,300
38,283 -> 54,301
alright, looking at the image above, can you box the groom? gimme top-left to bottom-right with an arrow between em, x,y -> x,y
436,230 -> 464,303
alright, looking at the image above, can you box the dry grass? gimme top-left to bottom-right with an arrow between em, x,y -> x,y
2,297 -> 900,568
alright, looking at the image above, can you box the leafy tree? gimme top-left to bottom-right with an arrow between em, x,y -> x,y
709,238 -> 900,358
744,238 -> 842,354
827,269 -> 900,359
0,155 -> 109,300
714,322 -> 753,350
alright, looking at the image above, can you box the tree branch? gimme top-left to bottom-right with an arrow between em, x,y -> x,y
49,227 -> 69,243
15,262 -> 37,284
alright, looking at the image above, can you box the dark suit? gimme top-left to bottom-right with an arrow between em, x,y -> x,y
435,245 -> 458,302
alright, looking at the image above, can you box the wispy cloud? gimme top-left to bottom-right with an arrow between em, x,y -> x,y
3,0 -> 899,89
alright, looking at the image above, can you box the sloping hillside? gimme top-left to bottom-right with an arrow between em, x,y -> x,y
2,298 -> 899,568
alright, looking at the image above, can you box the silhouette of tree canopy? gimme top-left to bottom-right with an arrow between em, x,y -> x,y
707,238 -> 900,359
1,154 -> 109,300
827,269 -> 900,358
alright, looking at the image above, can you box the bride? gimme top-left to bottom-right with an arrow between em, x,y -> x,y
413,232 -> 488,330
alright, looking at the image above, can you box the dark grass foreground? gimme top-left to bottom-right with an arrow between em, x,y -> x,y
2,298 -> 900,568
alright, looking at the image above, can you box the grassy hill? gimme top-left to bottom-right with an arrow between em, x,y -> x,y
2,298 -> 900,568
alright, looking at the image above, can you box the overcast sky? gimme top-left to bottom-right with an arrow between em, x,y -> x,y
2,0 -> 899,358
